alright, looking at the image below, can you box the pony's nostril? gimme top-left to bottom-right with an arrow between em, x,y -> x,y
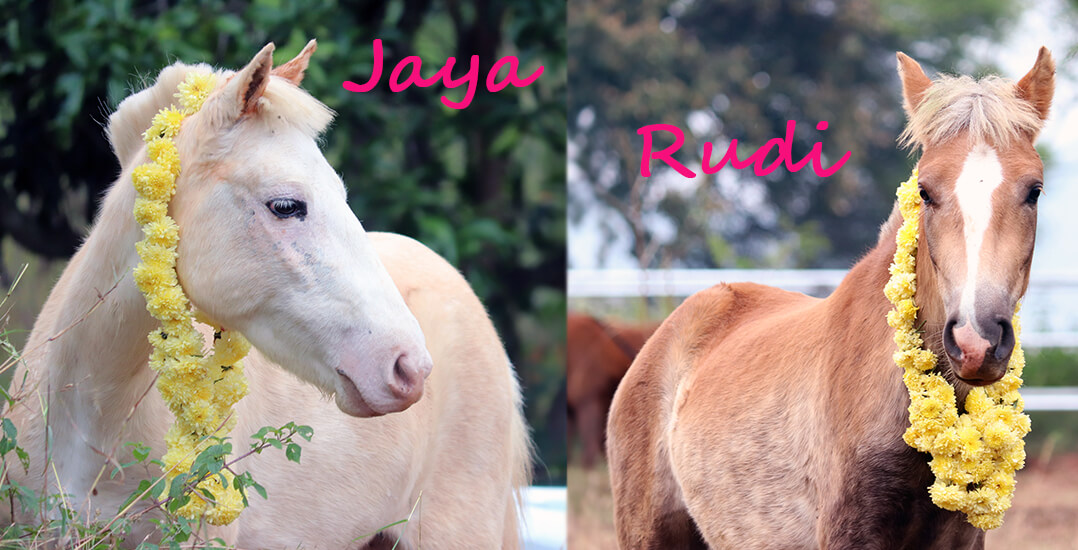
390,354 -> 424,402
995,319 -> 1016,361
943,318 -> 962,361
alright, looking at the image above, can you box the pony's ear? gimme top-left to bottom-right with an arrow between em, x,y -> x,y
1016,46 -> 1055,122
216,42 -> 275,119
272,39 -> 317,86
896,52 -> 932,117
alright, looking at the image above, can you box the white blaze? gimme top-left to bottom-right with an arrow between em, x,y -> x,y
954,145 -> 1004,320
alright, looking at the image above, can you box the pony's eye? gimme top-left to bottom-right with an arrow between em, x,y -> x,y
267,198 -> 307,219
1026,184 -> 1043,205
918,186 -> 933,205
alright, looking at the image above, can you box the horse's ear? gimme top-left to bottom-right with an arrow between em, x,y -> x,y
1016,46 -> 1055,122
272,39 -> 317,86
216,42 -> 275,119
896,52 -> 932,117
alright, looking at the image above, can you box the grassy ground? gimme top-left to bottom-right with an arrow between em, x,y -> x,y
570,456 -> 1078,549
567,463 -> 617,550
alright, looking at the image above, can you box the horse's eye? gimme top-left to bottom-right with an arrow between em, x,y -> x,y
267,198 -> 307,219
1026,184 -> 1043,205
918,186 -> 933,205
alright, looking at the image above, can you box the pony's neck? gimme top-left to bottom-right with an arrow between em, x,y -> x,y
827,206 -> 901,338
39,170 -> 161,436
826,201 -> 949,390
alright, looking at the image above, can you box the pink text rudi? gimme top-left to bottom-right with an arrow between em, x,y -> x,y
639,121 -> 852,178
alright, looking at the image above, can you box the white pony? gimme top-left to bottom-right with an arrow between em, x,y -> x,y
3,41 -> 531,548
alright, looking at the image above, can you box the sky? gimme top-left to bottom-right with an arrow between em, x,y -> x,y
982,0 -> 1078,272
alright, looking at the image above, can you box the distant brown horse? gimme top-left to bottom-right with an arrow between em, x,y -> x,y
608,48 -> 1054,548
567,312 -> 658,467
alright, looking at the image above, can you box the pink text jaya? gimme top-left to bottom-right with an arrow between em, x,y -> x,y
342,39 -> 543,110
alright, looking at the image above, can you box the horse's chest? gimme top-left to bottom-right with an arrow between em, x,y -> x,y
823,445 -> 983,549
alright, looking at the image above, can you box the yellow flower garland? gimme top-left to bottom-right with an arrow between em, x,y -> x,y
132,72 -> 251,525
885,169 -> 1030,530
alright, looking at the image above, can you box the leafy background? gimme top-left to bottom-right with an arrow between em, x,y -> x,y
0,0 -> 566,484
569,0 -> 1078,270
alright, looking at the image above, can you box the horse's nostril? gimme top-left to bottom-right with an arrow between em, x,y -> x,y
393,356 -> 413,389
943,318 -> 962,361
995,319 -> 1015,361
390,354 -> 424,402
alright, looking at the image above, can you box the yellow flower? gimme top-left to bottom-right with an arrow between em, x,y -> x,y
143,106 -> 186,141
887,169 -> 1027,529
131,72 -> 249,525
176,72 -> 217,114
143,218 -> 179,247
147,138 -> 181,176
131,163 -> 176,202
133,198 -> 168,225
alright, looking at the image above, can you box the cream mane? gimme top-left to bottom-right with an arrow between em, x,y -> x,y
899,74 -> 1044,152
107,62 -> 334,169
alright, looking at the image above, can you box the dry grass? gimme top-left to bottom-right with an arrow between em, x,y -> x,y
569,456 -> 1078,549
567,464 -> 617,550
989,454 -> 1078,550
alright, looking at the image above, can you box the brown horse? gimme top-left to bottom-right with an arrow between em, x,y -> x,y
607,48 -> 1054,548
567,312 -> 658,467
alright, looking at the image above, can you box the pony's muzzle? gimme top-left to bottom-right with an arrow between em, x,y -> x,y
943,315 -> 1014,385
333,345 -> 433,418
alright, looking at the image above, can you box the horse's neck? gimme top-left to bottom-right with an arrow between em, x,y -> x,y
821,209 -> 922,429
827,205 -> 946,373
826,212 -> 900,355
822,204 -> 953,426
27,173 -> 162,441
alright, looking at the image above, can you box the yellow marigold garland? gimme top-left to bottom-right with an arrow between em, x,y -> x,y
886,169 -> 1030,530
132,71 -> 251,525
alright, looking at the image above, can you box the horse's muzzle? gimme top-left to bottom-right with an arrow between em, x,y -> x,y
943,315 -> 1014,385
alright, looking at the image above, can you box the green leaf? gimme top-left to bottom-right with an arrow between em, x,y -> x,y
14,447 -> 28,472
285,443 -> 301,464
128,441 -> 150,462
119,479 -> 152,512
168,474 -> 189,499
251,481 -> 267,500
149,479 -> 166,501
2,418 -> 16,440
296,425 -> 314,441
166,494 -> 190,514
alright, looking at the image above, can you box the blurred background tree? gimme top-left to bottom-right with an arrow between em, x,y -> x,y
569,0 -> 1030,269
0,0 -> 566,483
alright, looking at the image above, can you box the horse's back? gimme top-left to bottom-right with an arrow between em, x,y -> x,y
608,282 -> 820,548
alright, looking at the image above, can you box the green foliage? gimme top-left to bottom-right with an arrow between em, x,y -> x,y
1011,350 -> 1078,457
1021,348 -> 1078,386
0,416 -> 313,548
1,0 -> 565,483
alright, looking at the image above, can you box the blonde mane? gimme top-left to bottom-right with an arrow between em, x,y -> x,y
899,74 -> 1043,152
107,61 -> 334,169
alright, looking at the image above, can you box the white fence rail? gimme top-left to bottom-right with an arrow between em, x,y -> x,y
568,268 -> 1078,348
569,268 -> 1078,411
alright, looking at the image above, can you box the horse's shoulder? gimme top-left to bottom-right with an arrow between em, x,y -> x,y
367,231 -> 504,371
367,231 -> 474,300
